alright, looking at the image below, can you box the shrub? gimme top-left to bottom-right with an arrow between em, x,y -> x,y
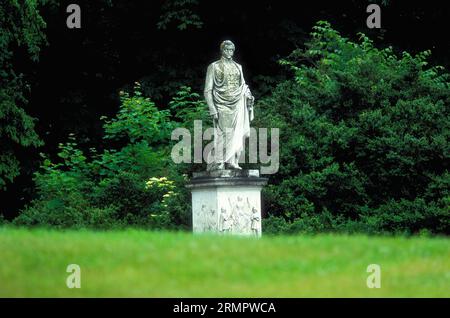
256,21 -> 450,235
14,84 -> 201,229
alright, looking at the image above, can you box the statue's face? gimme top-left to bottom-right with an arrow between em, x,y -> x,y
221,44 -> 235,60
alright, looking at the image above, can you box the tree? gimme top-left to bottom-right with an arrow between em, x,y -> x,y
258,21 -> 450,234
157,0 -> 203,31
0,0 -> 50,189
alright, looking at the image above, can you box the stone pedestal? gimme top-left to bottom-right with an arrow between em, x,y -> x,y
186,170 -> 268,237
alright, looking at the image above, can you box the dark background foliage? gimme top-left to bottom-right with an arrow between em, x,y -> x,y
1,0 -> 449,234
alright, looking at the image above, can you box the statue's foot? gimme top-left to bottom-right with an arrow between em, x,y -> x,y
227,163 -> 242,170
206,162 -> 225,171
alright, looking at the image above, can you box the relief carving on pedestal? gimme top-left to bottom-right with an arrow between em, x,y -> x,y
219,207 -> 233,233
218,196 -> 260,235
250,207 -> 260,236
194,204 -> 216,232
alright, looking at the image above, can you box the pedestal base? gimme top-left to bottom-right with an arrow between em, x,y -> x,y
186,170 -> 268,237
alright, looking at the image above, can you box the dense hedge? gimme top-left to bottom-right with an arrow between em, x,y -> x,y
257,22 -> 449,235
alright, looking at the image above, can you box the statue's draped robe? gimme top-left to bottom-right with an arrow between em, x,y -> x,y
204,59 -> 252,165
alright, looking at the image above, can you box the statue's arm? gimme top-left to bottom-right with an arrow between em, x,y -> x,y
204,64 -> 217,116
239,64 -> 255,107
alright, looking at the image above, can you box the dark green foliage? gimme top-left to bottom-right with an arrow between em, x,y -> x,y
0,0 -> 50,188
102,86 -> 174,145
257,21 -> 449,235
157,0 -> 203,31
0,213 -> 7,225
170,86 -> 209,124
361,198 -> 449,234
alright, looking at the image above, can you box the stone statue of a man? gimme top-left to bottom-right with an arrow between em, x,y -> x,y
204,40 -> 255,170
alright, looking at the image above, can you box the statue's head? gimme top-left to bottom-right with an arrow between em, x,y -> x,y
220,40 -> 235,60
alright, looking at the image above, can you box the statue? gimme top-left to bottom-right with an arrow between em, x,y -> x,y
219,207 -> 233,233
229,196 -> 250,232
250,207 -> 260,237
189,40 -> 266,238
204,40 -> 255,170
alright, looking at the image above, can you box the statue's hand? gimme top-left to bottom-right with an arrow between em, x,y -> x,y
247,95 -> 255,108
245,87 -> 255,105
245,87 -> 253,99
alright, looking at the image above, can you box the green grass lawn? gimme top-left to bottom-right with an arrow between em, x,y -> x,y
0,227 -> 449,297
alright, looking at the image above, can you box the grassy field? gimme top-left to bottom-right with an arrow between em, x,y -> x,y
0,227 -> 449,297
